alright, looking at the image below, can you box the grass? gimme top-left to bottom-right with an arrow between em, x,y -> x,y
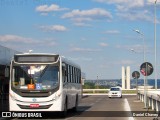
83,90 -> 137,94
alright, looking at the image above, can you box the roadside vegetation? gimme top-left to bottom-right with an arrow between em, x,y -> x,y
83,82 -> 110,89
82,82 -> 137,94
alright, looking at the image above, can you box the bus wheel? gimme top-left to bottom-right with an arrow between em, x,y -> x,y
61,100 -> 67,117
73,96 -> 78,112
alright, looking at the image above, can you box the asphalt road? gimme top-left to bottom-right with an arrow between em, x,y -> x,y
65,95 -> 157,120
65,95 -> 134,120
1,95 -> 158,120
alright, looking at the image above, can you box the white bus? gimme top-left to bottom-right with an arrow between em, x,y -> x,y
9,53 -> 82,116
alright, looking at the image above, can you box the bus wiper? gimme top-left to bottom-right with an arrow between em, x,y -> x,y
40,66 -> 48,78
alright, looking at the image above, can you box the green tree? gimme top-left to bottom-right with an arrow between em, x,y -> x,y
83,82 -> 95,89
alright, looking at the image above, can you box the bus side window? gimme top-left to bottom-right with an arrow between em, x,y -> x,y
69,66 -> 72,83
65,64 -> 68,82
5,66 -> 9,78
62,63 -> 67,83
72,66 -> 74,83
78,69 -> 81,83
75,68 -> 78,83
70,66 -> 72,83
67,65 -> 70,83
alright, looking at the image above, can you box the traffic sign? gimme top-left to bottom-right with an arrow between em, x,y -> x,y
132,71 -> 140,79
140,62 -> 154,76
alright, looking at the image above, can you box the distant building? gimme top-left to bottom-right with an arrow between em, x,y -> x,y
126,66 -> 130,89
81,72 -> 86,85
122,66 -> 131,89
122,66 -> 125,89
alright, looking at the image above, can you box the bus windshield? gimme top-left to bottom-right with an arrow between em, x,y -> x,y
11,64 -> 59,90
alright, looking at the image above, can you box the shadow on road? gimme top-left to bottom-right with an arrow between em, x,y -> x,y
0,106 -> 92,119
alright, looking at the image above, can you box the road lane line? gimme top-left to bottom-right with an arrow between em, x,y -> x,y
124,98 -> 134,120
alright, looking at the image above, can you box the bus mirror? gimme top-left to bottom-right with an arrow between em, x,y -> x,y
5,67 -> 9,77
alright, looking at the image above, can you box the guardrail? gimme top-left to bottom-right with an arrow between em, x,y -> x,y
83,89 -> 108,93
82,88 -> 159,93
83,89 -> 160,112
82,89 -> 137,94
138,90 -> 160,112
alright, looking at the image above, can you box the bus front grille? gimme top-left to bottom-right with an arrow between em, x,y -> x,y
17,104 -> 52,109
20,91 -> 50,97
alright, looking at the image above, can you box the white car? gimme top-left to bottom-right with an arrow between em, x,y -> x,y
108,86 -> 122,98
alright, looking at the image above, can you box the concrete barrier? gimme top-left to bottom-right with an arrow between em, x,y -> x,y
83,89 -> 137,94
138,90 -> 160,112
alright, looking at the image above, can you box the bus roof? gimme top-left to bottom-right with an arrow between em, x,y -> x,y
15,53 -> 58,56
61,56 -> 81,69
13,53 -> 81,69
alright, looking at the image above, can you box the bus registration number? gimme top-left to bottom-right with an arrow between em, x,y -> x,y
30,104 -> 39,108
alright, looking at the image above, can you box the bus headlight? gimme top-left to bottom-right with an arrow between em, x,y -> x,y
56,91 -> 61,97
9,93 -> 17,101
53,91 -> 61,100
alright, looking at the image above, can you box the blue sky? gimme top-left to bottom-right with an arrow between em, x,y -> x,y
0,0 -> 160,79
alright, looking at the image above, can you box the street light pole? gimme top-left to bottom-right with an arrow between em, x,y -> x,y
130,49 -> 136,53
97,76 -> 99,89
133,30 -> 146,62
154,0 -> 157,90
133,29 -> 147,108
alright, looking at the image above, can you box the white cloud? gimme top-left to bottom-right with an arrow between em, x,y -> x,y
0,35 -> 36,43
94,0 -> 144,11
94,0 -> 127,4
104,30 -> 120,34
68,57 -> 93,61
99,59 -> 135,67
73,22 -> 92,27
36,4 -> 68,13
62,8 -> 112,26
109,59 -> 135,65
117,0 -> 144,11
71,47 -> 101,52
117,10 -> 154,22
0,34 -> 57,47
116,44 -> 142,49
147,0 -> 160,4
99,42 -> 108,47
120,60 -> 135,65
71,17 -> 92,23
115,44 -> 153,54
39,25 -> 67,32
62,8 -> 112,19
94,0 -> 159,23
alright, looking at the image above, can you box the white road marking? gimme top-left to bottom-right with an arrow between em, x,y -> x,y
89,103 -> 95,106
124,98 -> 134,120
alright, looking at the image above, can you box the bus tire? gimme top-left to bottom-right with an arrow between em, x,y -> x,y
61,99 -> 67,117
73,95 -> 78,112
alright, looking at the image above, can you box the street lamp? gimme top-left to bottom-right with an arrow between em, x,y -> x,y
133,29 -> 147,108
130,48 -> 136,53
154,0 -> 157,90
133,29 -> 145,62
